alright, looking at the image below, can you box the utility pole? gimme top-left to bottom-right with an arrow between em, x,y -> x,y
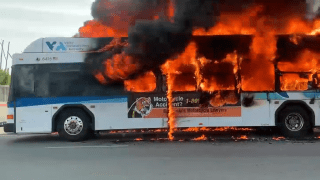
0,40 -> 3,70
5,42 -> 10,70
0,40 -> 11,71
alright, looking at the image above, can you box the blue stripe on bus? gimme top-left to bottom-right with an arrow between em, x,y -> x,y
7,96 -> 128,108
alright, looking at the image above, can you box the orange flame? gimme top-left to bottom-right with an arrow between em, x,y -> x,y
92,38 -> 141,85
182,127 -> 211,132
192,6 -> 262,36
167,0 -> 175,22
124,71 -> 156,92
284,18 -> 320,35
97,38 -> 128,53
280,74 -> 310,91
154,15 -> 160,20
277,50 -> 320,91
214,127 -> 253,131
93,71 -> 108,85
310,20 -> 320,35
161,42 -> 204,139
79,20 -> 127,38
278,50 -> 320,73
166,72 -> 175,140
104,52 -> 139,81
241,27 -> 276,91
192,135 -> 208,141
161,42 -> 201,91
209,91 -> 238,107
272,136 -> 286,141
237,135 -> 248,140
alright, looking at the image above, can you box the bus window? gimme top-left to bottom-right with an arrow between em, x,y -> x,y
49,71 -> 85,97
14,65 -> 36,98
34,73 -> 50,98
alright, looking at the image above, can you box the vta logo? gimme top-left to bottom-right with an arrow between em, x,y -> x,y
46,41 -> 67,51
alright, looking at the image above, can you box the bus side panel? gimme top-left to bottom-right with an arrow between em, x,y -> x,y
312,92 -> 320,126
16,105 -> 52,133
241,93 -> 270,126
119,117 -> 165,129
207,104 -> 242,126
315,99 -> 320,126
94,102 -> 126,130
209,117 -> 242,127
173,117 -> 209,128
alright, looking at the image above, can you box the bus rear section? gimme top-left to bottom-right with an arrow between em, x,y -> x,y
4,36 -> 320,141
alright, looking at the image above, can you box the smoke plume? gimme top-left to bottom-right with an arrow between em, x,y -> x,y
86,0 -> 219,79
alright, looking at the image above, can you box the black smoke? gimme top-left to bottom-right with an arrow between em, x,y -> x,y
86,0 -> 219,80
127,0 -> 218,70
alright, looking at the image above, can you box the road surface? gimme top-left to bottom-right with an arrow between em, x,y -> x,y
1,131 -> 320,180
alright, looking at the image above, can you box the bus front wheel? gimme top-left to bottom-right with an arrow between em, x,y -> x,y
278,106 -> 312,138
57,109 -> 92,141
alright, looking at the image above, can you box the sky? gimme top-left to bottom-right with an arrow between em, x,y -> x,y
0,0 -> 317,73
0,0 -> 95,71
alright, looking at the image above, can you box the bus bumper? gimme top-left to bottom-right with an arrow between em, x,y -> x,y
3,123 -> 14,133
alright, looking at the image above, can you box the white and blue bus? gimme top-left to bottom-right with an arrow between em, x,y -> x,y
4,35 -> 320,141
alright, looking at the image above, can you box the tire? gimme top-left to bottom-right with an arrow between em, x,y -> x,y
57,108 -> 93,141
278,106 -> 312,138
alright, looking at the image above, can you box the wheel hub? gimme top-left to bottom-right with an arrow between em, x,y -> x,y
64,116 -> 84,135
285,113 -> 304,131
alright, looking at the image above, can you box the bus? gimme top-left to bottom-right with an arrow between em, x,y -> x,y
3,35 -> 320,141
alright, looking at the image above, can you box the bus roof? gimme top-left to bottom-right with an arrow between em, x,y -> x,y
13,37 -> 125,65
23,37 -> 101,53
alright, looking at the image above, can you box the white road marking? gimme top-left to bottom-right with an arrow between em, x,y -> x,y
0,135 -> 16,137
0,134 -> 35,137
45,145 -> 129,149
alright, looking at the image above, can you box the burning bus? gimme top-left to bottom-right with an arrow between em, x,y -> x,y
4,0 -> 320,141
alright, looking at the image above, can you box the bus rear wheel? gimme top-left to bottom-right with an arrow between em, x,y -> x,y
278,106 -> 312,138
57,109 -> 92,141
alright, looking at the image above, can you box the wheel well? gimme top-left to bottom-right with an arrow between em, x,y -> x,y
275,101 -> 315,127
52,105 -> 95,132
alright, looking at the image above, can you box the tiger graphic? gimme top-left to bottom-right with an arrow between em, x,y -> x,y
128,97 -> 153,118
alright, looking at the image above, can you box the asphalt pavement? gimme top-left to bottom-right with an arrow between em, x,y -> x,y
1,131 -> 320,180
